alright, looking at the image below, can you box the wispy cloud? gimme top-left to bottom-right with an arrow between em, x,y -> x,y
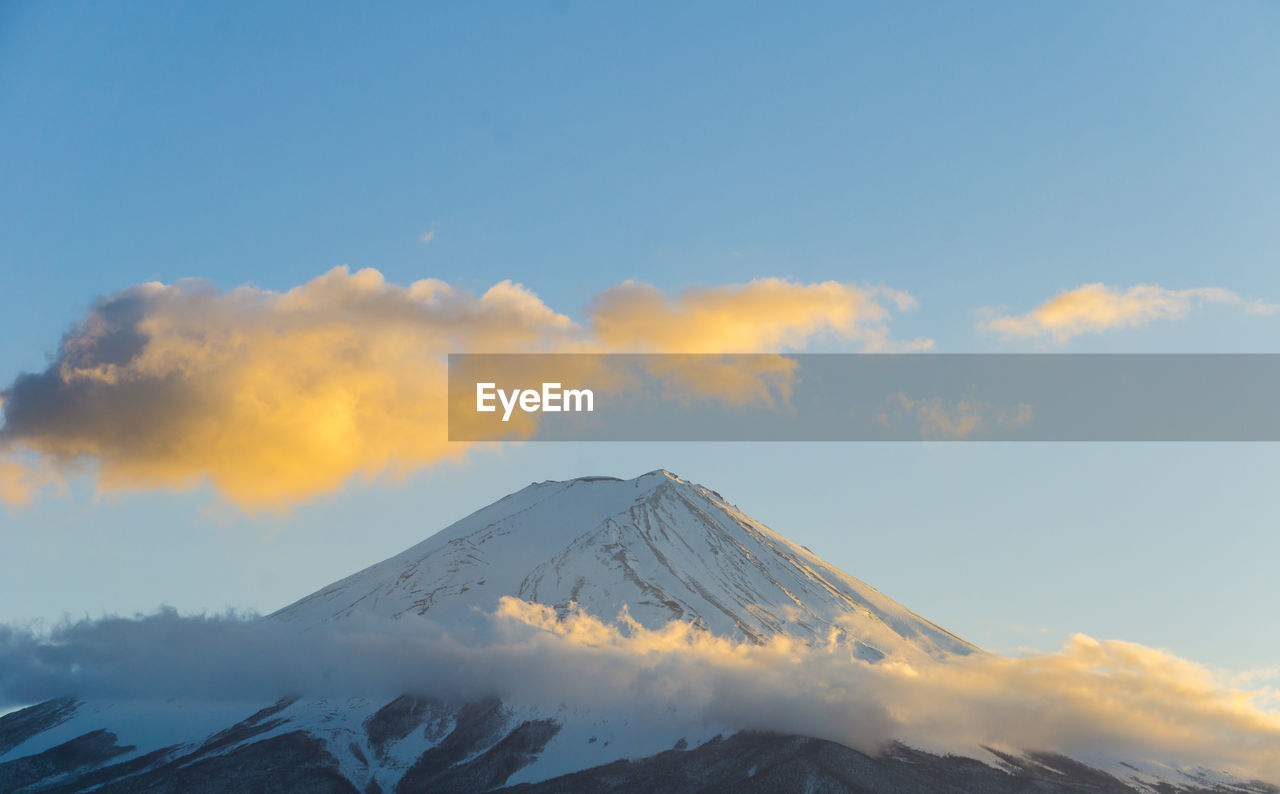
980,283 -> 1277,343
0,451 -> 63,508
0,269 -> 925,509
875,394 -> 1032,440
0,460 -> 37,506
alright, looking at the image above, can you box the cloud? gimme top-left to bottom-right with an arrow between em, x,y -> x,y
875,395 -> 1032,440
0,269 -> 577,510
587,279 -> 932,353
0,453 -> 63,508
1,602 -> 1278,783
0,461 -> 37,506
981,283 -> 1277,342
0,268 -> 921,509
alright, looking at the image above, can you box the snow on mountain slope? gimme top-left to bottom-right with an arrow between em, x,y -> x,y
0,693 -> 724,794
273,470 -> 974,660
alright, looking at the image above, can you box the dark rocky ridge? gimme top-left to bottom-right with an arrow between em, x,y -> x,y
2,697 -> 1274,794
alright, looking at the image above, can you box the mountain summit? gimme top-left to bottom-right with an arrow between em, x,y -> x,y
273,470 -> 974,660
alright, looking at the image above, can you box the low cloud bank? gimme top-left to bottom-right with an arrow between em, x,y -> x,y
2,599 -> 1278,782
0,268 -> 924,510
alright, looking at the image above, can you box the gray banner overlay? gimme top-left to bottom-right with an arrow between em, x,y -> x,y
448,354 -> 1280,441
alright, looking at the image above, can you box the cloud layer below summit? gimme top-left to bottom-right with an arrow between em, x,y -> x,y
1,601 -> 1278,782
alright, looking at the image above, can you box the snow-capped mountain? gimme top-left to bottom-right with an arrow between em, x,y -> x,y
1,471 -> 1269,794
273,470 -> 973,661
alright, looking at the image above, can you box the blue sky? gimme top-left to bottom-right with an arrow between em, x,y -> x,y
3,2 -> 1280,672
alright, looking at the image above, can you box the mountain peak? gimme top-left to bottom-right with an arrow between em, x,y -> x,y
533,468 -> 685,489
640,467 -> 682,480
273,470 -> 974,660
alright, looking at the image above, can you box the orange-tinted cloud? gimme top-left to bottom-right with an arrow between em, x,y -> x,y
0,446 -> 64,508
587,279 -> 931,353
0,268 -> 922,509
492,598 -> 1280,782
0,461 -> 38,507
0,268 -> 577,510
981,283 -> 1276,342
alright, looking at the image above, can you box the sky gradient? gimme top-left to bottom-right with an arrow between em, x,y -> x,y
3,1 -> 1280,677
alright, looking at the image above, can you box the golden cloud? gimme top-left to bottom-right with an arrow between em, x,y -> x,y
0,461 -> 38,507
0,268 -> 922,509
494,597 -> 1280,781
587,279 -> 931,353
982,283 -> 1277,342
